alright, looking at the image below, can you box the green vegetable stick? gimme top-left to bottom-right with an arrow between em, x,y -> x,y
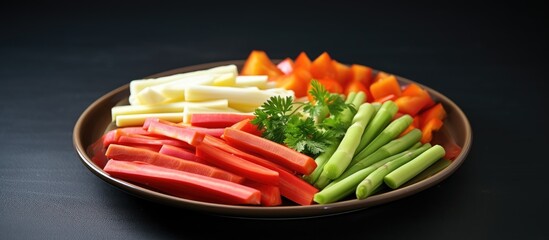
324,141 -> 423,189
371,102 -> 382,112
337,129 -> 423,182
322,103 -> 376,180
314,166 -> 378,204
351,91 -> 366,108
353,100 -> 398,157
315,143 -> 429,204
352,114 -> 414,165
384,144 -> 446,189
313,170 -> 332,190
355,143 -> 432,199
338,91 -> 362,128
302,143 -> 339,184
345,91 -> 357,104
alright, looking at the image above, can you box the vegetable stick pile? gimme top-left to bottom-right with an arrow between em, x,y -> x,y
87,50 -> 463,206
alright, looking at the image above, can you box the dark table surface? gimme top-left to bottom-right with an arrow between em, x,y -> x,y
2,1 -> 547,239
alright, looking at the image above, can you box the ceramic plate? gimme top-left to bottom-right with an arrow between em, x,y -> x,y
73,60 -> 472,219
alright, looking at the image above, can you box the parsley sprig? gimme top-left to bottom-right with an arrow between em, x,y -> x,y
251,80 -> 355,158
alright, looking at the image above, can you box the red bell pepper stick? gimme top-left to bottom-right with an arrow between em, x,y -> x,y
197,135 -> 318,205
104,160 -> 261,205
221,128 -> 317,175
158,144 -> 206,164
190,113 -> 255,128
105,144 -> 244,183
242,180 -> 282,206
195,141 -> 280,186
146,121 -> 204,145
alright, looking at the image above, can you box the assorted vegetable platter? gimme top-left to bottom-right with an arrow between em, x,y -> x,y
77,50 -> 469,213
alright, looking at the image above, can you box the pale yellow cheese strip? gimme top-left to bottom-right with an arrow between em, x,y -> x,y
111,99 -> 230,121
129,64 -> 237,96
115,112 -> 184,127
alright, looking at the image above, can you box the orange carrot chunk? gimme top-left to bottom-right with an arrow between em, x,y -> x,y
370,75 -> 402,102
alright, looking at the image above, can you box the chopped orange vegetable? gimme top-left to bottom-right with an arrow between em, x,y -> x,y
419,103 -> 447,128
369,75 -> 402,102
395,95 -> 431,116
293,51 -> 312,71
397,83 -> 435,115
332,60 -> 353,87
309,52 -> 337,81
420,118 -> 444,143
350,64 -> 373,88
275,68 -> 312,98
343,80 -> 369,99
372,71 -> 391,83
241,50 -> 284,80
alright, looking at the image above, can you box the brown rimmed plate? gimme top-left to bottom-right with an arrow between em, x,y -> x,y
73,60 -> 472,219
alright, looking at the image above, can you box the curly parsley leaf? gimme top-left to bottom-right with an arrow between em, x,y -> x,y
250,80 -> 354,158
251,95 -> 294,144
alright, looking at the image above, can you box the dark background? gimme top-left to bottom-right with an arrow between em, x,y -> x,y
2,1 -> 547,239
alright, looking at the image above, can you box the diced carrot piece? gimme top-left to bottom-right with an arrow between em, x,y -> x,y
344,80 -> 370,100
332,60 -> 353,87
395,95 -> 431,116
293,51 -> 312,71
350,64 -> 374,89
372,71 -> 391,83
275,68 -> 312,98
309,52 -> 337,81
396,83 -> 435,115
241,50 -> 284,80
420,118 -> 444,143
370,75 -> 402,102
419,103 -> 447,128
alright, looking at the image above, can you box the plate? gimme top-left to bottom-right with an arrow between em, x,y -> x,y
73,60 -> 472,219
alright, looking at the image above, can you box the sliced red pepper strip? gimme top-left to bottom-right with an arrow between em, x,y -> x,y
104,160 -> 261,205
195,141 -> 280,186
105,144 -> 244,183
198,135 -> 318,205
189,113 -> 254,129
221,128 -> 317,176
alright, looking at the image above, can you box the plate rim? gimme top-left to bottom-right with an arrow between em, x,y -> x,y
73,60 -> 472,219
